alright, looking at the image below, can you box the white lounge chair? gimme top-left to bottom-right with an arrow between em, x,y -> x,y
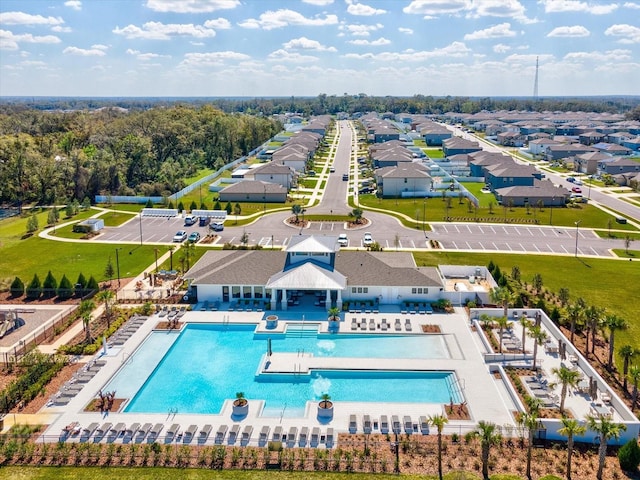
80,422 -> 99,442
363,415 -> 372,434
107,422 -> 125,442
272,425 -> 283,443
148,423 -> 164,443
136,423 -> 152,443
348,414 -> 357,433
123,423 -> 140,443
259,426 -> 270,446
93,422 -> 112,442
199,424 -> 212,444
287,427 -> 298,447
391,415 -> 401,434
310,427 -> 320,447
403,416 -> 413,434
394,319 -> 402,331
241,425 -> 253,446
183,424 -> 198,444
326,428 -> 334,447
228,424 -> 240,445
380,415 -> 389,434
419,416 -> 429,435
165,423 -> 180,443
214,425 -> 228,444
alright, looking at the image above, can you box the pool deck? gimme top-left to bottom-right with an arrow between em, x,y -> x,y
35,306 -> 637,447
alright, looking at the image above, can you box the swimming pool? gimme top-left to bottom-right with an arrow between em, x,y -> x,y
106,324 -> 461,416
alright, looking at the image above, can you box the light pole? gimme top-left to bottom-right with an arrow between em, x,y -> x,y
138,213 -> 143,245
115,248 -> 122,288
423,197 -> 427,236
549,197 -> 555,225
574,220 -> 582,257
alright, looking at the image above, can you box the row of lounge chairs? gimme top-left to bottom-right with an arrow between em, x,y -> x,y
349,414 -> 430,435
349,318 -> 413,332
49,359 -> 108,406
109,315 -> 147,346
158,306 -> 185,319
214,424 -> 334,448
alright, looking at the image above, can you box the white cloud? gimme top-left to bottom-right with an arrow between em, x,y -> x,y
180,51 -> 251,67
349,37 -> 392,46
92,44 -> 109,50
113,22 -> 217,40
145,0 -> 240,13
64,1 -> 82,11
605,24 -> 640,43
504,53 -> 554,63
493,43 -> 511,53
0,11 -> 64,26
282,37 -> 337,51
473,0 -> 526,18
268,49 -> 318,63
52,26 -> 72,33
204,18 -> 231,29
547,25 -> 591,37
564,49 -> 631,62
0,30 -> 61,50
539,0 -> 619,15
343,41 -> 471,61
464,22 -> 516,40
398,27 -> 414,34
623,2 -> 640,8
127,48 -> 170,61
238,9 -> 338,30
346,2 -> 387,16
63,46 -> 107,56
302,0 -> 334,4
403,0 -> 470,16
342,23 -> 384,36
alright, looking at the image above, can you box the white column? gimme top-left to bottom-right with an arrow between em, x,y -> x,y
326,289 -> 331,311
281,288 -> 288,311
336,289 -> 343,311
270,289 -> 277,310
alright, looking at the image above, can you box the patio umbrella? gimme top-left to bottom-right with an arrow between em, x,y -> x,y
267,338 -> 272,357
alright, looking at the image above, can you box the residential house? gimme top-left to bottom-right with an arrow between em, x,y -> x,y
496,131 -> 526,147
574,152 -> 612,175
375,163 -> 432,198
591,143 -> 632,156
418,122 -> 453,145
598,157 -> 640,176
485,163 -> 541,191
528,138 -> 564,156
494,180 -> 570,207
467,152 -> 513,177
271,143 -> 310,172
442,137 -> 482,156
218,180 -> 288,203
545,144 -> 596,161
248,162 -> 297,190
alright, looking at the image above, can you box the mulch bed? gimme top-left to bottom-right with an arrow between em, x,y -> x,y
154,321 -> 184,330
444,403 -> 470,420
84,397 -> 127,413
421,324 -> 442,333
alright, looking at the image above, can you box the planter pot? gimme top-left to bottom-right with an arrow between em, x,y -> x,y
232,401 -> 249,417
266,315 -> 278,330
317,401 -> 334,419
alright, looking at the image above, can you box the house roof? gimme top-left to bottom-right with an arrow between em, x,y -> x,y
487,164 -> 537,178
267,262 -> 346,290
495,180 -> 570,198
375,163 -> 431,179
251,162 -> 295,175
287,235 -> 338,253
219,180 -> 287,194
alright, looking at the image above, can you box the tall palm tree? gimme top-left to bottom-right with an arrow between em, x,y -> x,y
584,304 -> 602,358
604,314 -> 628,369
521,410 -> 539,480
586,415 -> 627,480
95,289 -> 115,329
565,303 -> 584,345
495,315 -> 510,353
428,414 -> 448,480
471,420 -> 502,480
558,417 -> 586,480
628,365 -> 640,411
78,299 -> 95,343
551,365 -> 582,413
618,345 -> 636,391
528,324 -> 548,370
489,286 -> 514,319
479,313 -> 493,330
519,314 -> 531,353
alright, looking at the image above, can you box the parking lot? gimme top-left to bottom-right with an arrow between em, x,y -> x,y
98,216 -> 213,244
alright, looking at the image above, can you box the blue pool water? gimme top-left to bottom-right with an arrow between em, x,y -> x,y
107,324 -> 461,416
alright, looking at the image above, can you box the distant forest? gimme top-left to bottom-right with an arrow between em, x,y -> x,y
0,105 -> 281,206
1,95 -> 639,206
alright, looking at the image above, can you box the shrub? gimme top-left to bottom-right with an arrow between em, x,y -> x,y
86,275 -> 99,292
9,277 -> 24,297
42,270 -> 58,299
57,274 -> 74,300
26,274 -> 42,300
618,438 -> 640,472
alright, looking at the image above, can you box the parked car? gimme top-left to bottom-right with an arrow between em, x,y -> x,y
184,215 -> 197,226
359,187 -> 375,194
210,222 -> 224,232
188,232 -> 201,243
572,186 -> 582,193
173,230 -> 188,242
567,176 -> 576,183
342,174 -> 349,181
329,167 -> 335,173
574,179 -> 583,186
338,233 -> 348,247
363,232 -> 373,246
199,216 -> 210,227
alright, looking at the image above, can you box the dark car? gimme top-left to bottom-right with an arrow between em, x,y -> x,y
199,216 -> 210,227
342,174 -> 349,181
188,232 -> 201,243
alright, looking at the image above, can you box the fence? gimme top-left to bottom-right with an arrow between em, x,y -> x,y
94,195 -> 164,204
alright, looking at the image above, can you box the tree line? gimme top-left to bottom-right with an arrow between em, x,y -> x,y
0,105 -> 281,205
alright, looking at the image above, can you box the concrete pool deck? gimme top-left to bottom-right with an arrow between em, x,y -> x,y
35,306 -> 638,446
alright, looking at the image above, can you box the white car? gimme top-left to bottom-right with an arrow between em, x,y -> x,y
338,233 -> 348,247
363,232 -> 373,246
173,230 -> 188,242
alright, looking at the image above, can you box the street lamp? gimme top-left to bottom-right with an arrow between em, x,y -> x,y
115,248 -> 122,288
423,197 -> 427,237
138,212 -> 143,245
574,220 -> 582,257
549,197 -> 555,225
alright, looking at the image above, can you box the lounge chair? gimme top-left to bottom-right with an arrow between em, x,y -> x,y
215,425 -> 228,444
351,318 -> 357,330
394,319 -> 402,331
228,424 -> 240,445
241,425 -> 253,446
107,422 -> 124,441
403,416 -> 413,434
326,428 -> 334,447
80,422 -> 99,442
259,425 -> 270,446
405,319 -> 413,331
287,427 -> 298,447
419,416 -> 429,435
94,422 -> 112,442
198,424 -> 212,444
272,425 -> 283,442
363,415 -> 372,434
123,423 -> 140,443
368,319 -> 376,331
360,318 -> 367,331
381,319 -> 389,331
299,426 -> 309,447
380,415 -> 389,434
136,423 -> 152,443
310,427 -> 320,447
165,423 -> 180,443
391,415 -> 401,434
183,424 -> 198,444
348,414 -> 357,433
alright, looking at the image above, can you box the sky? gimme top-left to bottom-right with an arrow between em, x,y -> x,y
1,0 -> 639,98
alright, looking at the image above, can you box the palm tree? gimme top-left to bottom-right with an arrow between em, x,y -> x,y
558,417 -> 586,480
584,304 -> 602,358
551,365 -> 582,413
586,415 -> 627,480
291,204 -> 302,223
528,324 -> 548,370
604,314 -> 628,369
78,299 -> 95,343
565,303 -> 584,345
521,410 -> 539,480
618,345 -> 636,391
489,286 -> 514,319
629,365 -> 640,411
519,314 -> 531,353
95,289 -> 115,329
470,420 -> 502,480
479,313 -> 493,330
428,414 -> 448,480
495,315 -> 510,353
327,306 -> 340,321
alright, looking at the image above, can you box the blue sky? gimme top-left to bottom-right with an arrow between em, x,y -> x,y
1,0 -> 639,97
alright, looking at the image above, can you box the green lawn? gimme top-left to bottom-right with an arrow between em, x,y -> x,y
413,250 -> 640,357
424,149 -> 445,159
99,210 -> 137,227
183,168 -> 217,186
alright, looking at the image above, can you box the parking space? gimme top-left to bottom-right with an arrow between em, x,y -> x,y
98,216 -> 214,244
